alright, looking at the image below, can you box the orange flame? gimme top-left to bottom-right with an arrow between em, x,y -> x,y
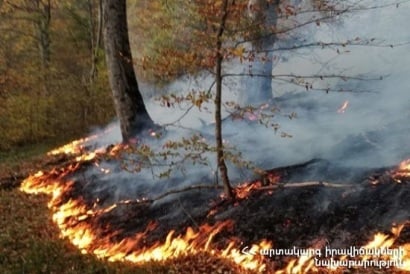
19,140 -> 410,273
358,223 -> 410,271
274,223 -> 410,273
20,165 -> 271,272
276,249 -> 317,274
48,136 -> 97,156
48,125 -> 115,156
235,182 -> 262,199
337,100 -> 349,113
393,159 -> 410,183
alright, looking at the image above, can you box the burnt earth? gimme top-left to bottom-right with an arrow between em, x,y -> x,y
64,159 -> 409,272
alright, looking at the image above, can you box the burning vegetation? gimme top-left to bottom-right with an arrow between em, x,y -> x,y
18,135 -> 410,273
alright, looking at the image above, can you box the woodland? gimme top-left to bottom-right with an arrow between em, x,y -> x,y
0,0 -> 410,273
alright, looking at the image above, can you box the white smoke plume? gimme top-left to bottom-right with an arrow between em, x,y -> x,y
81,0 -> 410,200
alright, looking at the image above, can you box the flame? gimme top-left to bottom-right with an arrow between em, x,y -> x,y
358,223 -> 410,271
397,159 -> 410,172
47,136 -> 105,163
48,125 -> 115,156
393,159 -> 410,183
337,100 -> 349,113
274,248 -> 317,274
274,223 -> 410,273
48,136 -> 97,156
94,162 -> 111,174
19,140 -> 410,273
235,181 -> 262,199
107,143 -> 129,157
20,162 -> 271,272
92,221 -> 270,272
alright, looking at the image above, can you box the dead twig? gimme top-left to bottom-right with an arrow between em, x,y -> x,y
259,181 -> 355,191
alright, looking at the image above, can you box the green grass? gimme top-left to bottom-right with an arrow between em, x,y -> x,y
0,144 -> 48,163
0,140 -> 67,166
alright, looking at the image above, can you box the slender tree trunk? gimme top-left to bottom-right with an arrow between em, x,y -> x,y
89,0 -> 103,82
83,0 -> 103,128
102,0 -> 155,142
36,0 -> 51,70
215,0 -> 234,199
32,0 -> 51,140
239,0 -> 280,106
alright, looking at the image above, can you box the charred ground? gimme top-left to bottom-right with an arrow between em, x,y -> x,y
34,153 -> 410,273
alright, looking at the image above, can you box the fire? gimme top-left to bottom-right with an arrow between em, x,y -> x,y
393,159 -> 410,183
235,181 -> 262,199
19,138 -> 410,273
358,223 -> 410,272
48,136 -> 97,156
46,136 -> 105,163
276,249 -> 317,274
91,221 -> 270,272
48,125 -> 115,156
337,100 -> 349,113
20,155 -> 271,272
94,162 -> 111,174
274,223 -> 410,273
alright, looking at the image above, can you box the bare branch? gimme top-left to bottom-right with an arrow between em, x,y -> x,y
259,181 -> 355,191
265,41 -> 410,53
234,0 -> 410,48
222,72 -> 385,81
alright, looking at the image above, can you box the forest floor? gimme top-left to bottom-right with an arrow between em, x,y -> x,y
0,146 -> 251,274
0,146 -> 168,274
0,143 -> 408,274
0,189 -> 163,274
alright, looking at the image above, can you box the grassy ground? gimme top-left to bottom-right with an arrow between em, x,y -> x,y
0,189 -> 168,274
3,143 -> 404,274
0,187 -> 246,274
0,143 -> 244,274
0,143 -> 166,274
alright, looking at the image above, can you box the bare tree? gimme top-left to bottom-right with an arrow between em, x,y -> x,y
215,0 -> 234,199
102,0 -> 155,142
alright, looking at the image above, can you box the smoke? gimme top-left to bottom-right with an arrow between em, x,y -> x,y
76,1 -> 410,205
266,1 -> 410,168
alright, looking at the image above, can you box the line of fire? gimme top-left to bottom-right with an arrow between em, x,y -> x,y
18,131 -> 410,273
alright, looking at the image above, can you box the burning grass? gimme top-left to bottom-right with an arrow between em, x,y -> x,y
0,189 -> 169,274
15,137 -> 410,273
0,190 -> 258,274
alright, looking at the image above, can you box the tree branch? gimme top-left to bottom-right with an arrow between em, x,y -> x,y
258,181 -> 355,191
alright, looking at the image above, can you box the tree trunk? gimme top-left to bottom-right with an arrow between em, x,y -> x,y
215,0 -> 234,200
83,0 -> 103,128
102,0 -> 155,142
88,0 -> 103,82
239,0 -> 280,106
35,0 -> 51,70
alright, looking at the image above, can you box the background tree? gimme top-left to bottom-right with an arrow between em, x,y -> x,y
0,0 -> 114,151
215,0 -> 234,199
239,0 -> 280,106
123,0 -> 405,198
102,0 -> 155,142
